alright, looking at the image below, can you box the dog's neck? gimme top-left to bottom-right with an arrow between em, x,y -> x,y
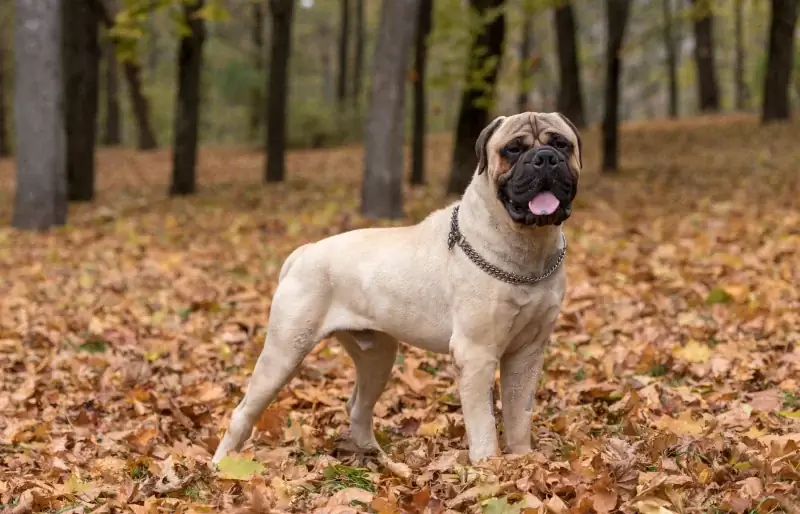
457,178 -> 564,279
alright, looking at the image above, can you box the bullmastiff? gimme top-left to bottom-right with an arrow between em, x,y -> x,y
212,111 -> 582,465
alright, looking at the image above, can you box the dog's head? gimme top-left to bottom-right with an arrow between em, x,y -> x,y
475,112 -> 582,227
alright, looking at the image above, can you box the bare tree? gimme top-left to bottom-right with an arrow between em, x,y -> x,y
554,1 -> 585,127
249,1 -> 265,142
88,0 -> 158,150
662,0 -> 679,118
762,0 -> 798,123
170,0 -> 206,196
361,0 -> 421,219
601,0 -> 632,173
446,0 -> 506,196
123,63 -> 158,149
690,0 -> 720,112
101,0 -> 122,145
411,0 -> 433,186
64,0 -> 101,202
102,36 -> 122,145
13,0 -> 67,229
0,31 -> 9,157
265,0 -> 296,183
733,0 -> 750,110
352,0 -> 365,109
517,13 -> 533,113
337,0 -> 350,109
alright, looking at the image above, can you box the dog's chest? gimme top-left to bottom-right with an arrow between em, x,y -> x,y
493,282 -> 565,350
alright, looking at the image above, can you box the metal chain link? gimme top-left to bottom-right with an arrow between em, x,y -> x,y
447,205 -> 567,286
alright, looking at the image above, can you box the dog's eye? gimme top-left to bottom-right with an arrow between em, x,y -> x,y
552,138 -> 572,152
503,144 -> 522,157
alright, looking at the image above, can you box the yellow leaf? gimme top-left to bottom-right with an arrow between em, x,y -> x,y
654,411 -> 705,436
778,410 -> 800,419
64,473 -> 94,494
216,455 -> 265,481
633,497 -> 676,514
673,340 -> 711,364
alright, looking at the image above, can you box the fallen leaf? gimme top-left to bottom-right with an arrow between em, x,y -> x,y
673,340 -> 712,364
216,455 -> 265,481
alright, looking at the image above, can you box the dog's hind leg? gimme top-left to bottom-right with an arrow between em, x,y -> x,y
212,281 -> 322,465
335,330 -> 398,451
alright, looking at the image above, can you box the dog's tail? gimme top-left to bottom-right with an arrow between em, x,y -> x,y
278,243 -> 312,283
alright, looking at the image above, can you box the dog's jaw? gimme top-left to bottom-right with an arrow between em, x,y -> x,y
496,148 -> 576,227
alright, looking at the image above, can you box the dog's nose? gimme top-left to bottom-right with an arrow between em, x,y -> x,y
532,148 -> 559,169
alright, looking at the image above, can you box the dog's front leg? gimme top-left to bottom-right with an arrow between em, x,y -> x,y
451,338 -> 500,463
499,341 -> 546,455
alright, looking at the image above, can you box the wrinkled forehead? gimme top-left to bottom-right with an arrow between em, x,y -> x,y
491,112 -> 578,146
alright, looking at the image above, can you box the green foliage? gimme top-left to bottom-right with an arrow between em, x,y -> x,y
110,0 -> 230,63
322,465 -> 375,493
426,1 -> 508,112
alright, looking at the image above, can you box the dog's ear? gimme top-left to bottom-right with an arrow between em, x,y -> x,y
475,116 -> 506,175
555,112 -> 583,169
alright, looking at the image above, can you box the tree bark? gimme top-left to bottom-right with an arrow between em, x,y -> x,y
123,63 -> 158,149
13,0 -> 68,230
102,36 -> 122,145
248,1 -> 265,142
554,2 -> 585,128
0,33 -> 10,157
411,0 -> 433,186
446,0 -> 506,196
517,15 -> 533,113
265,0 -> 295,183
170,0 -> 206,196
352,0 -> 365,108
733,0 -> 750,110
63,0 -> 100,202
601,0 -> 632,173
762,0 -> 798,123
361,0 -> 421,218
662,0 -> 679,118
690,0 -> 720,112
337,0 -> 350,108
87,0 -> 158,150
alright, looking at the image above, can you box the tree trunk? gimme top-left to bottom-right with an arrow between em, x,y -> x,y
662,0 -> 679,118
361,0 -> 421,218
337,0 -> 350,109
690,0 -> 720,112
762,0 -> 798,123
63,0 -> 100,202
352,0 -> 365,109
554,2 -> 585,128
13,0 -> 67,229
517,15 -> 533,113
86,0 -> 157,150
733,0 -> 750,110
0,33 -> 10,157
170,0 -> 206,196
601,0 -> 632,173
102,37 -> 122,145
265,0 -> 295,183
411,0 -> 433,186
249,1 -> 265,142
446,0 -> 506,196
123,63 -> 158,149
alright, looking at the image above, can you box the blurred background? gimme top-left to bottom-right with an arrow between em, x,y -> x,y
0,0 -> 797,228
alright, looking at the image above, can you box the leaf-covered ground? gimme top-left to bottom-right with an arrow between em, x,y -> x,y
1,114 -> 799,514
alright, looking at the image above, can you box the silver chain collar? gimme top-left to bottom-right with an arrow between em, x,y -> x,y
446,205 -> 567,286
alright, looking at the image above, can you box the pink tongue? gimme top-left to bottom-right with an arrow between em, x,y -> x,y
528,192 -> 560,215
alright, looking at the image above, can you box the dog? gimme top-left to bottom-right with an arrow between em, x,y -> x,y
211,111 -> 582,465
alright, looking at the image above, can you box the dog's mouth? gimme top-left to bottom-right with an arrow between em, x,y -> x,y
498,186 -> 571,226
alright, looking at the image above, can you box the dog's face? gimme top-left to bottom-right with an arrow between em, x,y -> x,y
475,112 -> 582,227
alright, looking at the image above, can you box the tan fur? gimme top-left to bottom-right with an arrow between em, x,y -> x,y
211,112 -> 583,465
